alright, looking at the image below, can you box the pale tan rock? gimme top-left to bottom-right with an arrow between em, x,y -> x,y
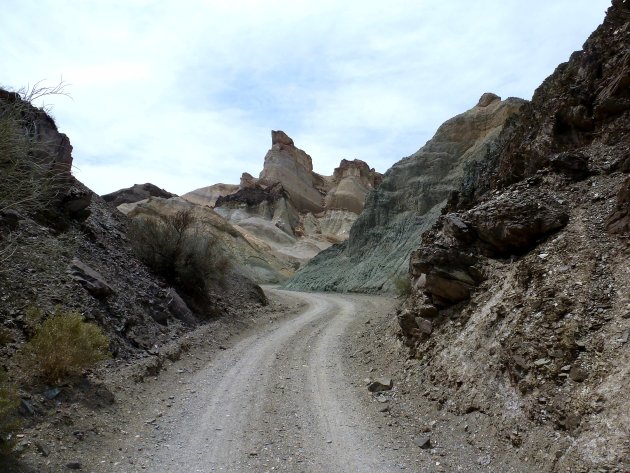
182,183 -> 240,207
119,197 -> 292,283
259,130 -> 325,213
325,159 -> 381,214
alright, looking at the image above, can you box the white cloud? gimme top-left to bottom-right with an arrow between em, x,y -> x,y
0,0 -> 611,195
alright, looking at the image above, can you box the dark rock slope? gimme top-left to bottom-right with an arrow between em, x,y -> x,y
101,183 -> 176,207
286,94 -> 525,292
399,2 -> 629,471
0,91 -> 265,366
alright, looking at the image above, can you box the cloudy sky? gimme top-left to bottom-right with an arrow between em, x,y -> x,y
1,0 -> 610,195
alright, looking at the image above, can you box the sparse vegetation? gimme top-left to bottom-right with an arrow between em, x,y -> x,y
19,310 -> 110,385
129,209 -> 229,315
0,82 -> 70,265
0,369 -> 20,455
0,82 -> 69,214
393,274 -> 412,297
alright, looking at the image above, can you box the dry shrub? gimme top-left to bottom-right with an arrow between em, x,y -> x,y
129,209 -> 229,315
20,311 -> 110,384
393,274 -> 412,297
0,83 -> 69,215
0,369 -> 20,455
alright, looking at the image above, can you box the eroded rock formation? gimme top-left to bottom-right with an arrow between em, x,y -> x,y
182,131 -> 382,267
286,94 -> 525,292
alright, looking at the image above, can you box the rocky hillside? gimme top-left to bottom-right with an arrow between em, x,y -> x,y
398,1 -> 629,470
0,90 -> 267,364
286,93 -> 525,293
118,196 -> 294,283
184,130 -> 382,267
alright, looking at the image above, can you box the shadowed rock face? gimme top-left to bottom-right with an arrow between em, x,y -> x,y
286,94 -> 525,293
259,130 -> 325,213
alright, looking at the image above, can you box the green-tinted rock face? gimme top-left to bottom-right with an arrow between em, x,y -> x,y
286,95 -> 525,293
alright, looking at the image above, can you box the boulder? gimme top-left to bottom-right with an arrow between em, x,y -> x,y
68,258 -> 113,298
62,185 -> 92,220
549,152 -> 590,179
415,317 -> 433,335
397,309 -> 419,336
606,177 -> 630,234
425,274 -> 472,304
466,190 -> 569,254
166,287 -> 197,325
417,304 -> 439,319
368,378 -> 394,392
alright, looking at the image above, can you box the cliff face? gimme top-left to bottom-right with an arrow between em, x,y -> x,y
258,130 -> 325,213
286,94 -> 525,293
183,131 -> 382,268
398,2 -> 630,471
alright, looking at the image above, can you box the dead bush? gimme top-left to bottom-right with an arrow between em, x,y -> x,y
129,209 -> 229,315
19,310 -> 110,384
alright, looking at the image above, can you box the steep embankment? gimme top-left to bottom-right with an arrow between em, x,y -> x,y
286,93 -> 524,293
398,2 -> 629,471
0,89 -> 266,365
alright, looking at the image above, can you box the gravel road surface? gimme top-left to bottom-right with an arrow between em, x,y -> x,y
136,289 -> 411,473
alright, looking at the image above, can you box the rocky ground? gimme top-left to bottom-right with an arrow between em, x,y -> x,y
3,289 -> 305,472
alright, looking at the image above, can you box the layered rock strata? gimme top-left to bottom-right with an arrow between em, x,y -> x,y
286,94 -> 525,292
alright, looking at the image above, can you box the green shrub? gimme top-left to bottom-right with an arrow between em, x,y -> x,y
20,311 -> 110,384
393,274 -> 412,297
0,369 -> 20,455
129,209 -> 229,314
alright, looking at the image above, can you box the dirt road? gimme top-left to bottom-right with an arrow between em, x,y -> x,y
127,289 -> 413,472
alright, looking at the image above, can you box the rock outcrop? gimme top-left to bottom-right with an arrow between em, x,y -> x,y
398,2 -> 630,471
286,94 -> 525,293
258,130 -> 326,213
182,131 -> 382,268
325,159 -> 383,214
102,183 -> 176,207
